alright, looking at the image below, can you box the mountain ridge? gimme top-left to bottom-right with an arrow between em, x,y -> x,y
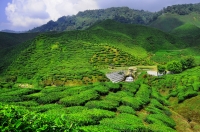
28,3 -> 200,33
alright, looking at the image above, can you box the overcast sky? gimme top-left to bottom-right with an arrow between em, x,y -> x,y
0,0 -> 199,31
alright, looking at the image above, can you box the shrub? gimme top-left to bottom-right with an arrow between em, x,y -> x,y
105,91 -> 133,102
37,92 -> 62,104
0,88 -> 37,96
178,90 -> 198,103
0,103 -> 76,131
0,96 -> 22,102
181,56 -> 196,70
192,82 -> 200,91
40,87 -> 66,93
61,86 -> 90,96
30,104 -> 64,112
147,122 -> 176,132
121,97 -> 142,110
14,101 -> 39,107
104,82 -> 120,92
146,113 -> 176,128
157,64 -> 166,73
85,100 -> 119,110
66,109 -> 115,126
78,125 -> 118,132
60,90 -> 99,106
65,106 -> 88,114
147,99 -> 171,115
121,82 -> 140,94
117,105 -> 136,115
94,85 -> 109,95
100,113 -> 147,131
135,84 -> 151,105
167,61 -> 182,73
151,88 -> 169,106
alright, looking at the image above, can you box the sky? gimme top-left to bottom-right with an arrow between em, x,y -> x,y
0,0 -> 199,31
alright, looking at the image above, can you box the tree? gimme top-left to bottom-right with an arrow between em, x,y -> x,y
157,65 -> 166,75
157,65 -> 166,73
167,61 -> 182,74
181,56 -> 196,70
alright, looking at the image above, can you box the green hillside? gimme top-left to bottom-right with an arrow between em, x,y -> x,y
0,20 -> 188,87
170,23 -> 200,46
0,32 -> 39,74
1,18 -> 200,131
0,66 -> 200,131
149,12 -> 200,32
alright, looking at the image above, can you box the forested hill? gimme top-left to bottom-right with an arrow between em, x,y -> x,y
29,7 -> 154,32
29,3 -> 200,33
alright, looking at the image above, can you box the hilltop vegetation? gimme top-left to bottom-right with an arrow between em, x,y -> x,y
29,7 -> 154,32
28,3 -> 200,34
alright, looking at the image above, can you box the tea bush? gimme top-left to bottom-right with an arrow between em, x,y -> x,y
60,89 -> 99,106
100,113 -> 148,131
78,125 -> 118,132
85,99 -> 119,110
146,113 -> 176,128
0,103 -> 76,131
66,109 -> 115,126
117,105 -> 136,115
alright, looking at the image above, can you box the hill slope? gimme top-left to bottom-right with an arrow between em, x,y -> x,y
0,32 -> 39,74
170,23 -> 200,46
1,20 -> 186,87
149,12 -> 200,32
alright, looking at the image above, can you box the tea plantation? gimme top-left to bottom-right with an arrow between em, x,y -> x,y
1,20 -> 200,131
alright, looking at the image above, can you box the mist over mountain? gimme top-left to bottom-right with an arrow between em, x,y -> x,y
0,30 -> 26,33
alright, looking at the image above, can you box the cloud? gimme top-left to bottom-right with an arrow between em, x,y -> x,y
5,0 -> 99,31
3,0 -> 199,31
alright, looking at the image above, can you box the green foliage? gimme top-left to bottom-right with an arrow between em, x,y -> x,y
192,82 -> 200,91
181,56 -> 196,70
30,7 -> 154,32
85,100 -> 119,110
146,113 -> 176,128
121,82 -> 140,93
66,109 -> 115,126
100,113 -> 148,131
157,64 -> 166,73
117,105 -> 136,115
78,125 -> 118,132
0,103 -> 76,131
177,85 -> 198,103
167,60 -> 182,73
94,85 -> 109,95
60,89 -> 99,106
